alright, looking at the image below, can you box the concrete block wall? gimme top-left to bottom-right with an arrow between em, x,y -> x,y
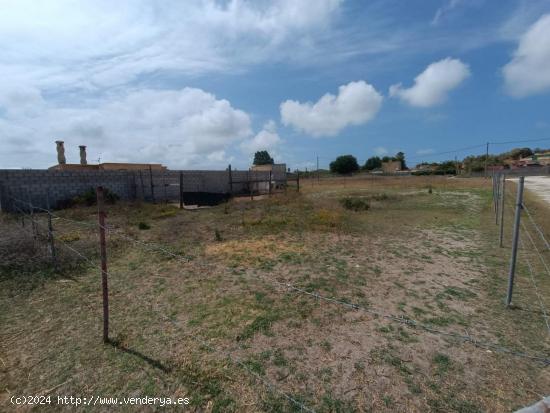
0,168 -> 283,212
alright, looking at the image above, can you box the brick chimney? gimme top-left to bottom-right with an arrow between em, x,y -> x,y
79,145 -> 87,166
55,140 -> 66,164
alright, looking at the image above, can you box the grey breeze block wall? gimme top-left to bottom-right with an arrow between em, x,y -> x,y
0,168 -> 285,212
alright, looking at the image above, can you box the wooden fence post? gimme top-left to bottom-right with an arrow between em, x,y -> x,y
296,171 -> 300,192
96,187 -> 109,343
268,170 -> 272,196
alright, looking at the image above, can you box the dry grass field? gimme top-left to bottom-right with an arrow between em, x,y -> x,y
1,175 -> 550,412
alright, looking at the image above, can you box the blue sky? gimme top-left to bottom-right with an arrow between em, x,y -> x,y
1,0 -> 550,170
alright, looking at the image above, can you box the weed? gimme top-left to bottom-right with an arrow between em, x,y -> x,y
340,197 -> 370,211
138,222 -> 150,230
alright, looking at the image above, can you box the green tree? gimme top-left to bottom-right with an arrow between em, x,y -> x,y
363,156 -> 382,171
329,155 -> 359,174
395,151 -> 407,169
253,150 -> 274,165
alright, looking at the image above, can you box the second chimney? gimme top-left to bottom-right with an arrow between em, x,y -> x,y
55,140 -> 66,165
79,145 -> 87,166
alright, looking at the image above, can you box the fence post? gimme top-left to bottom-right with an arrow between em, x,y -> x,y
162,172 -> 167,204
506,176 -> 524,307
179,172 -> 184,209
46,190 -> 58,270
249,169 -> 253,200
499,174 -> 506,247
495,173 -> 500,225
139,170 -> 145,201
228,164 -> 233,196
96,187 -> 109,343
27,189 -> 37,241
296,171 -> 300,192
149,165 -> 156,204
268,170 -> 272,197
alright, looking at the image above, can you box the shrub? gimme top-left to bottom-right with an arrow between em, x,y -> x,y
138,222 -> 150,230
340,197 -> 370,211
73,187 -> 119,206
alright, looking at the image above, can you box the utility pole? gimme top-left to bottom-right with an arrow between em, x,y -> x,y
484,142 -> 489,178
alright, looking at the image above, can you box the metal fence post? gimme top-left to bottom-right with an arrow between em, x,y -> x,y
179,172 -> 184,209
268,170 -> 272,197
46,190 -> 58,270
27,189 -> 37,241
296,171 -> 300,192
139,170 -> 145,201
96,187 -> 109,343
228,164 -> 233,196
506,176 -> 524,307
249,169 -> 253,200
495,173 -> 500,225
149,165 -> 156,204
499,174 -> 506,247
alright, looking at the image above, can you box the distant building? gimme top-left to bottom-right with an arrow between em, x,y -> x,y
509,151 -> 550,168
381,160 -> 402,174
48,141 -> 167,171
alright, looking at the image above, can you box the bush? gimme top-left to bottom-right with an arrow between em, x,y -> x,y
138,222 -> 151,230
340,197 -> 370,211
73,187 -> 120,206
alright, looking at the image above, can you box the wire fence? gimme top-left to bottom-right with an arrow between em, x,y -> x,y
494,173 -> 550,337
4,180 -> 550,409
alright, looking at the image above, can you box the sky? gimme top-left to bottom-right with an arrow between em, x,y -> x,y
1,0 -> 550,170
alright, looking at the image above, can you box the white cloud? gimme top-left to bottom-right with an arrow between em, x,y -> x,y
389,58 -> 470,107
280,81 -> 383,137
502,14 -> 550,97
240,120 -> 282,155
373,146 -> 388,156
431,0 -> 463,26
0,87 -> 252,168
0,0 -> 342,93
416,148 -> 435,155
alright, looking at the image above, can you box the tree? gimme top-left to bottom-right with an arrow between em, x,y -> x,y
329,155 -> 359,174
395,151 -> 407,169
363,156 -> 382,171
253,150 -> 274,165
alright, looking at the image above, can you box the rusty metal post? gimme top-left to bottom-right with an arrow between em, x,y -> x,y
296,171 -> 300,192
46,190 -> 58,270
249,169 -> 253,200
228,164 -> 233,196
148,165 -> 156,204
96,187 -> 109,343
139,170 -> 145,201
179,172 -> 184,209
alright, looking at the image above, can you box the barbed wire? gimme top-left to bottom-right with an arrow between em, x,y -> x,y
519,237 -> 550,334
520,215 -> 550,279
522,204 -> 550,251
7,195 -> 550,366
